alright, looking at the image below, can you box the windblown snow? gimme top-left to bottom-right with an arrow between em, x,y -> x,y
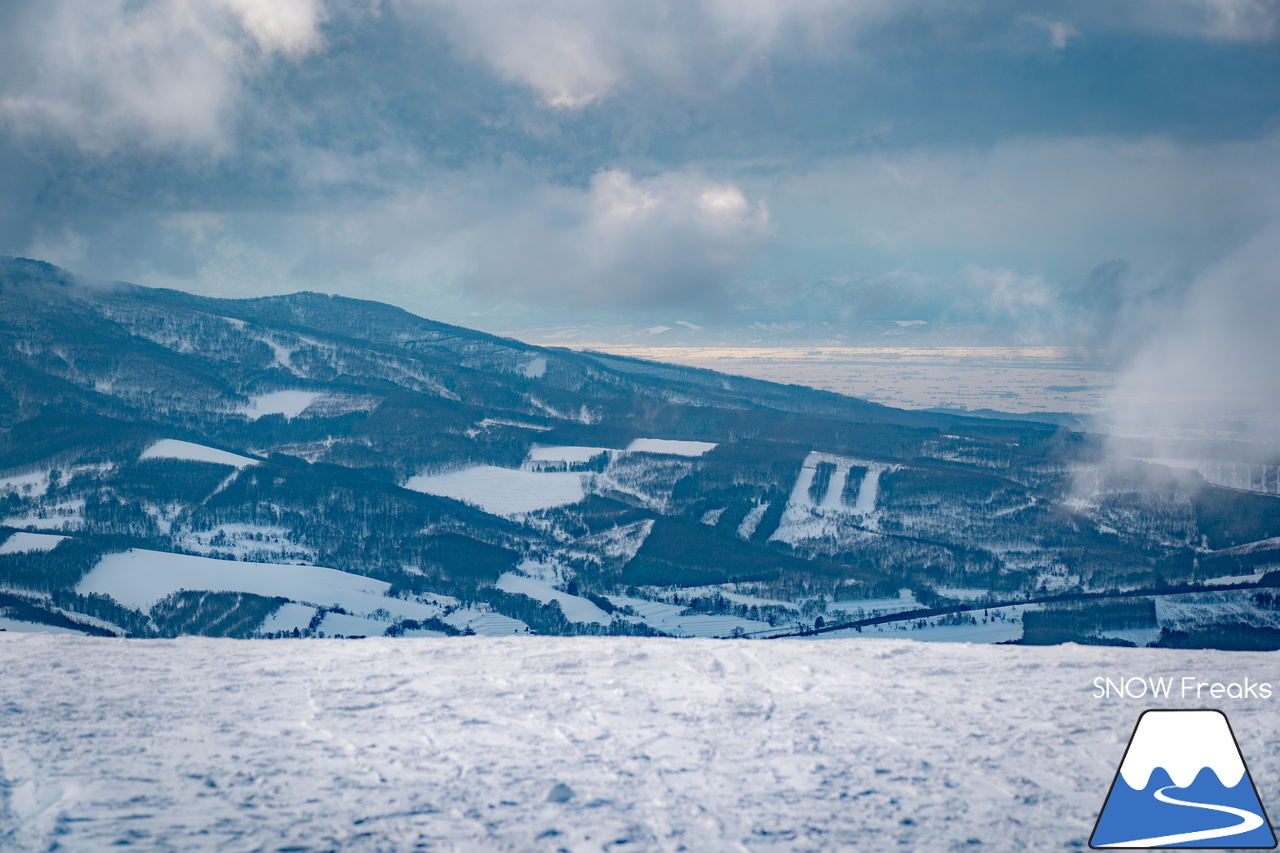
1,636 -> 1276,852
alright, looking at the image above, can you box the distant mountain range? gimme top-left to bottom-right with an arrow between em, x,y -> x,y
2,256 -> 1280,646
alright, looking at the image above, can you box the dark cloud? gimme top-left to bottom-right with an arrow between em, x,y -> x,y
0,0 -> 1275,335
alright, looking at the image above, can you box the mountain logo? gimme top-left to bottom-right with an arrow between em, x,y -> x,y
1091,709 -> 1276,849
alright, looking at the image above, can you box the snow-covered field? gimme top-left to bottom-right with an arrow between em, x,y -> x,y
236,389 -> 322,420
404,466 -> 587,515
2,635 -> 1278,852
527,445 -> 610,464
625,438 -> 717,457
496,572 -> 612,625
0,532 -> 66,555
139,439 -> 259,469
74,549 -> 447,631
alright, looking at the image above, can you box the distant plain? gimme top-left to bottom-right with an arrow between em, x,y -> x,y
571,346 -> 1113,416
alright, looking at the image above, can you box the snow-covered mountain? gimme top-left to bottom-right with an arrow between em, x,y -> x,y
3,256 -> 1280,644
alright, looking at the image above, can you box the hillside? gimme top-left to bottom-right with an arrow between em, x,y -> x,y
3,257 -> 1280,644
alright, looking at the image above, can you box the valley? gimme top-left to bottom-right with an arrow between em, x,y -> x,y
2,257 -> 1280,647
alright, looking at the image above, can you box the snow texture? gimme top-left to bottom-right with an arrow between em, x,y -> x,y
139,439 -> 259,469
624,438 -> 718,457
404,466 -> 586,516
0,532 -> 67,555
1,636 -> 1277,852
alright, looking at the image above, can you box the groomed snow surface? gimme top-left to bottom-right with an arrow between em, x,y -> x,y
2,637 -> 1278,851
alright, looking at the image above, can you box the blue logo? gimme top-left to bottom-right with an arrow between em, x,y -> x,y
1091,710 -> 1276,849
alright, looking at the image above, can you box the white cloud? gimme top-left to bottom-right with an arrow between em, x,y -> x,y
1049,0 -> 1277,43
223,0 -> 324,55
408,0 -> 883,109
756,133 -> 1280,277
1129,0 -> 1278,42
1019,13 -> 1080,49
64,164 -> 769,314
1102,220 -> 1280,447
470,169 -> 772,307
0,0 -> 325,153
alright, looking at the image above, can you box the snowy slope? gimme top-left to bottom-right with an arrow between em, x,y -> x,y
1,636 -> 1278,852
404,466 -> 586,515
0,532 -> 67,554
139,439 -> 259,469
74,549 -> 443,625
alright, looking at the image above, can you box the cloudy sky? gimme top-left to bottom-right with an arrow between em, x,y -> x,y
1,0 -> 1277,355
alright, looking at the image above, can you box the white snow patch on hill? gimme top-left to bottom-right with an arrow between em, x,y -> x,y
315,611 -> 389,638
139,440 -> 259,469
496,572 -> 612,625
0,616 -> 83,635
606,594 -> 773,637
475,417 -> 553,432
527,445 -> 610,464
6,636 -> 1257,851
737,500 -> 769,539
0,470 -> 51,497
237,390 -> 322,420
0,532 -> 68,554
441,609 -> 529,635
771,451 -> 901,546
522,356 -> 547,378
258,602 -> 318,635
74,549 -> 441,625
625,438 -> 717,456
404,466 -> 586,516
